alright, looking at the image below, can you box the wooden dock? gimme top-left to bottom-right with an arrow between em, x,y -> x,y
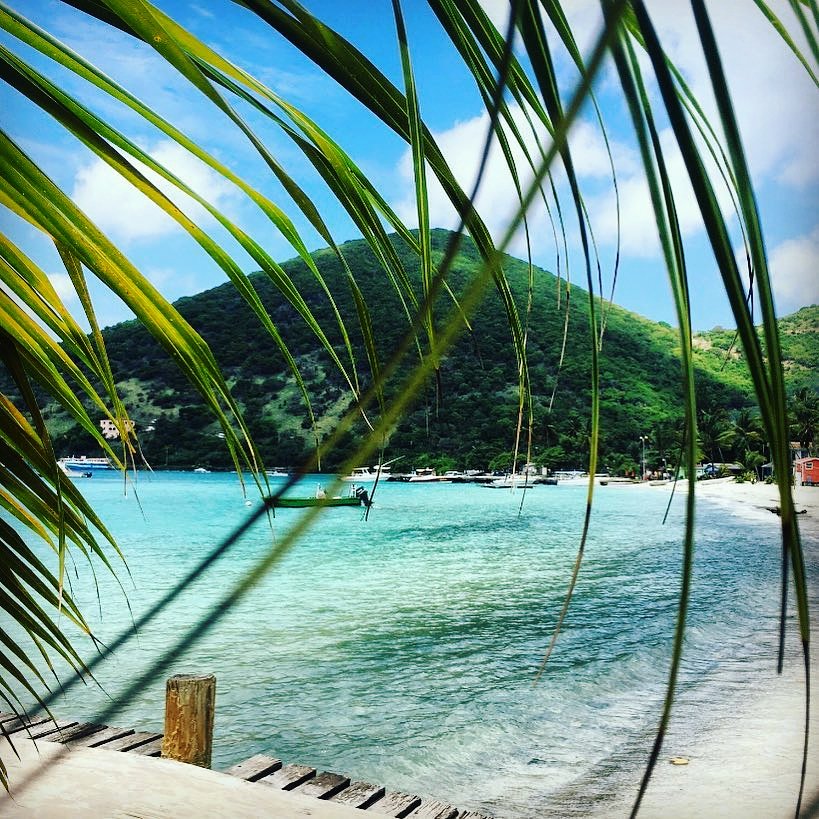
0,712 -> 491,819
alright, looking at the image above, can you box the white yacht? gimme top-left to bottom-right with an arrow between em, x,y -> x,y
59,455 -> 112,471
407,467 -> 445,483
341,464 -> 392,482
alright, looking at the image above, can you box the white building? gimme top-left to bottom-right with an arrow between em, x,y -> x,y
100,418 -> 135,440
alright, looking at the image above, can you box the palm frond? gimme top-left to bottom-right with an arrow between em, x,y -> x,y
0,0 -> 813,809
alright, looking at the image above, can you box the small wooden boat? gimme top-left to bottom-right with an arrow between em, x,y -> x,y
272,495 -> 361,508
272,484 -> 371,509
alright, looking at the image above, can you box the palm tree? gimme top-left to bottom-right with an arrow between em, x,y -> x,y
790,387 -> 819,453
744,449 -> 766,481
697,407 -> 734,466
732,407 -> 763,460
0,1 -> 813,812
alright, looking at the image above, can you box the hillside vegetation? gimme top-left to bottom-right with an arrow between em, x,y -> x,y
39,231 -> 817,473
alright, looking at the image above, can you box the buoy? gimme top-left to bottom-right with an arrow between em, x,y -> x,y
669,756 -> 689,765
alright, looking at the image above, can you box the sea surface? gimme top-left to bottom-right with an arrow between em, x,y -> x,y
8,472 -> 814,817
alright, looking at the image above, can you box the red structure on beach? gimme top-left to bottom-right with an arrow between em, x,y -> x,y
794,457 -> 818,486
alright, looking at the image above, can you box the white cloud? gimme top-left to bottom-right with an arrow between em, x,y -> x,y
393,104 -> 732,264
643,1 -> 819,188
586,127 -> 740,257
190,4 -> 215,19
479,0 -> 512,32
144,266 -> 200,299
72,141 -> 238,242
47,273 -> 77,304
393,0 -> 817,274
394,106 -> 642,257
768,227 -> 819,314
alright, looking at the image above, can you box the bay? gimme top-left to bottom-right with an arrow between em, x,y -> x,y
10,472 -> 803,816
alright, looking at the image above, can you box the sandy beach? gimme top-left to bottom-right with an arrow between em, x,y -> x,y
666,477 -> 819,539
608,479 -> 819,819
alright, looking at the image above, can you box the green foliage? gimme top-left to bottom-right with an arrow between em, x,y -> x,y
696,305 -> 819,396
15,230 -> 813,475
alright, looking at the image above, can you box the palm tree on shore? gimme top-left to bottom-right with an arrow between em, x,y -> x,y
790,387 -> 819,453
697,407 -> 733,466
732,407 -> 763,460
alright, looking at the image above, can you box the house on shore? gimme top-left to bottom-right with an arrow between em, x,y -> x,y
794,457 -> 818,486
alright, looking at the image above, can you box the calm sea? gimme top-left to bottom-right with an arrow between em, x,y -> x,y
11,473 -> 813,817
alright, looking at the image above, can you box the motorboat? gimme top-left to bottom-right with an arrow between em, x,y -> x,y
407,467 -> 446,482
57,459 -> 93,478
483,474 -> 538,489
272,484 -> 370,508
341,464 -> 392,482
59,455 -> 112,471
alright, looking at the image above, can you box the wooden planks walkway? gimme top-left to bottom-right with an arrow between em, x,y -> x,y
225,751 -> 491,818
0,711 -> 162,757
0,712 -> 492,818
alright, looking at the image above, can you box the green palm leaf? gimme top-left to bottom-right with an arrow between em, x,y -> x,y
0,0 -> 813,810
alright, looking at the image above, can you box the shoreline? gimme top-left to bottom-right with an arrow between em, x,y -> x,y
602,478 -> 818,818
658,476 -> 819,536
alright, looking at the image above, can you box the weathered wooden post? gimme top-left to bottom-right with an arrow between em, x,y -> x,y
161,673 -> 216,768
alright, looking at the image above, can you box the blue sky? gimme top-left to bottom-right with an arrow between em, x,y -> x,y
2,0 -> 817,333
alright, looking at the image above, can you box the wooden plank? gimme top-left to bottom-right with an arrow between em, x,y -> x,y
0,712 -> 18,723
126,737 -> 163,756
366,791 -> 422,817
406,802 -> 459,819
293,771 -> 350,799
27,719 -> 78,740
0,716 -> 51,735
99,731 -> 163,752
224,754 -> 282,782
259,763 -> 316,791
457,812 -> 494,819
67,726 -> 134,749
332,781 -> 386,809
48,723 -> 106,745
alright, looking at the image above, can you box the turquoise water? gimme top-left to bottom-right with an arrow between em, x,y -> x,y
10,473 -> 812,816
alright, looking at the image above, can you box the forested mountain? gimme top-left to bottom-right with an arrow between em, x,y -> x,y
38,230 -> 818,473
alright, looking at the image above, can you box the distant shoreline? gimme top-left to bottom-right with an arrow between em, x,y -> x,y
658,476 -> 819,542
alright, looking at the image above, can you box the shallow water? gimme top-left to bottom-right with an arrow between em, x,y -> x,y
8,473 -> 812,817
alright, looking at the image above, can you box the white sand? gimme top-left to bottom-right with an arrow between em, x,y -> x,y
0,735 -> 364,818
666,477 -> 819,538
614,479 -> 819,818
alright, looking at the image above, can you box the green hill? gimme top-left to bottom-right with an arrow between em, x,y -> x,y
38,231 -> 818,472
693,305 -> 819,396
